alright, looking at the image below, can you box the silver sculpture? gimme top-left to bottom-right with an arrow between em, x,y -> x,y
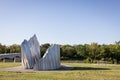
21,35 -> 60,70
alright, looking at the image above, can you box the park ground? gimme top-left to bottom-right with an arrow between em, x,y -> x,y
0,62 -> 120,80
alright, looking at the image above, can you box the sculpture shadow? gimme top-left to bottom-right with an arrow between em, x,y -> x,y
72,67 -> 110,70
55,65 -> 110,71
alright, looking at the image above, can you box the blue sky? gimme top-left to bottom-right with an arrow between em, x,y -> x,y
0,0 -> 120,45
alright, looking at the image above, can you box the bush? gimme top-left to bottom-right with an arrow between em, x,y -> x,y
85,57 -> 92,63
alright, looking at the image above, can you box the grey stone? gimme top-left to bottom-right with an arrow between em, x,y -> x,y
21,40 -> 34,69
36,44 -> 60,70
21,35 -> 60,70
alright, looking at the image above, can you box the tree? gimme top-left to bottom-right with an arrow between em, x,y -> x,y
111,41 -> 120,63
9,44 -> 21,53
87,43 -> 100,62
100,44 -> 108,60
74,44 -> 86,60
0,43 -> 6,54
61,45 -> 76,59
40,43 -> 50,57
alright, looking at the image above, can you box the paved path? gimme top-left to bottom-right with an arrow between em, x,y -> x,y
0,65 -> 73,72
0,66 -> 34,72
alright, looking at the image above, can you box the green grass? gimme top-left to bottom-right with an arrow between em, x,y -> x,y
0,62 -> 120,80
0,62 -> 21,68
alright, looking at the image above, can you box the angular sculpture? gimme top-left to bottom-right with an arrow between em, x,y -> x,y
21,35 -> 60,70
36,44 -> 60,70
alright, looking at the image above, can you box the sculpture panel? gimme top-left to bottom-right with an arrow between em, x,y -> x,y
21,35 -> 60,70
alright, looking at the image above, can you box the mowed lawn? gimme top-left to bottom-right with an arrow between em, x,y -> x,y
0,62 -> 120,80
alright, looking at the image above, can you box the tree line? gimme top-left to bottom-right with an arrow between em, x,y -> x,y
0,44 -> 20,53
0,41 -> 120,64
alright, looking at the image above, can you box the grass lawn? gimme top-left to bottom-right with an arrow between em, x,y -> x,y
0,62 -> 21,68
0,62 -> 120,80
